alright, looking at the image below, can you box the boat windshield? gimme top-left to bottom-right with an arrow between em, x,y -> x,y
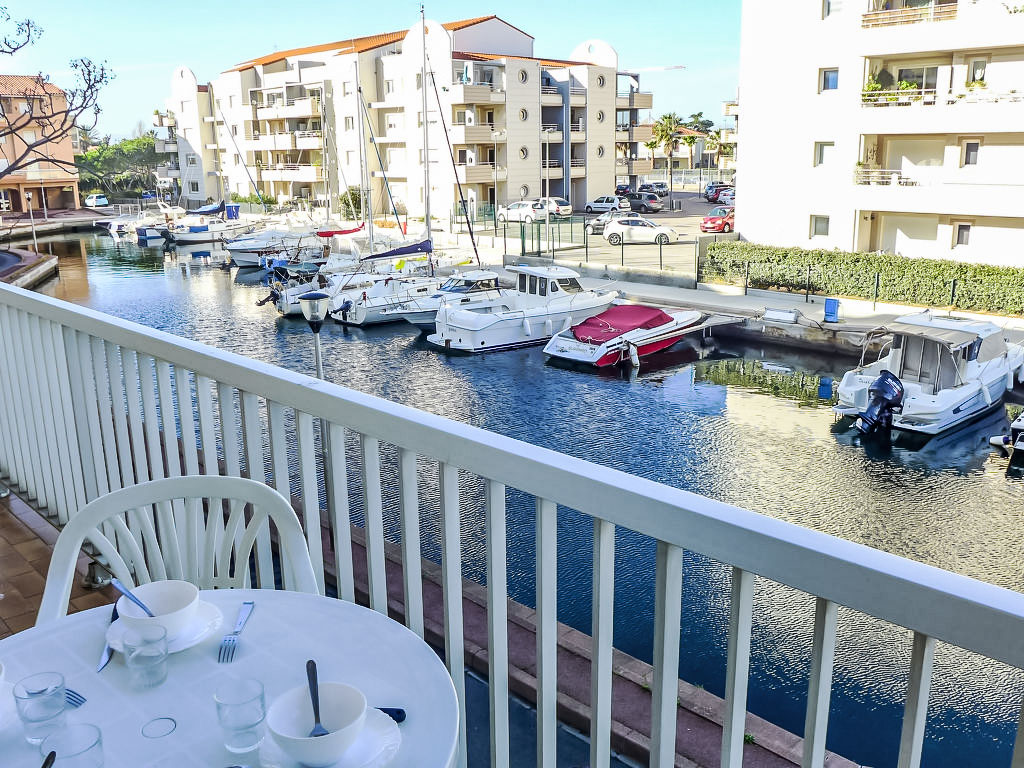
556,278 -> 584,294
440,277 -> 497,293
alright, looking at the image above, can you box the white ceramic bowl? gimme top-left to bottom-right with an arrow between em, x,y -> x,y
267,682 -> 367,767
116,580 -> 199,641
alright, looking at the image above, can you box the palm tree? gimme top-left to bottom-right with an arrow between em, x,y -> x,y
652,113 -> 682,200
705,129 -> 722,168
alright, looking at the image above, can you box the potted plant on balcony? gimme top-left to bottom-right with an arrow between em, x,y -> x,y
862,75 -> 884,104
897,80 -> 918,104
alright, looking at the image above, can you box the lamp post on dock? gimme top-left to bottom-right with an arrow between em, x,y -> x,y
25,191 -> 39,253
299,290 -> 331,483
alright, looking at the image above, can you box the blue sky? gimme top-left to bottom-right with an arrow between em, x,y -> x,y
8,0 -> 740,139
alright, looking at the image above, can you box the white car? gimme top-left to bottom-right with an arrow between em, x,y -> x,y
496,200 -> 545,223
585,210 -> 642,235
84,194 -> 109,208
717,188 -> 735,205
536,197 -> 573,217
602,218 -> 678,245
584,195 -> 630,214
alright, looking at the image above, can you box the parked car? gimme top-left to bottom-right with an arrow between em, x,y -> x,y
496,200 -> 545,223
717,188 -> 735,205
536,197 -> 573,217
646,182 -> 670,197
706,184 -> 733,202
140,190 -> 157,200
584,195 -> 630,214
84,194 -> 109,208
585,210 -> 642,236
615,183 -> 631,195
626,192 -> 663,213
602,218 -> 678,245
700,206 -> 735,233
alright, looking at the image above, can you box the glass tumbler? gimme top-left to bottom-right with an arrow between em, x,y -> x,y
40,723 -> 104,767
13,671 -> 67,744
123,625 -> 168,689
214,678 -> 266,753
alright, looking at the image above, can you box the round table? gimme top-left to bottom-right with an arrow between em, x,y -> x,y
0,589 -> 459,767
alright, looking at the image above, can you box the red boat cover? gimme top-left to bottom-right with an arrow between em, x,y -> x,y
572,305 -> 673,343
316,223 -> 365,237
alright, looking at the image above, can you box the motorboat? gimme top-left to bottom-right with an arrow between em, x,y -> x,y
166,215 -> 253,244
135,202 -> 187,239
427,266 -> 618,353
543,304 -> 704,368
382,270 -> 509,333
330,275 -> 443,326
834,311 -> 1024,437
991,410 -> 1024,477
225,229 -> 322,267
95,213 -> 140,235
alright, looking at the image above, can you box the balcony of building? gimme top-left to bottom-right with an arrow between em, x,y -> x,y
455,162 -> 505,185
569,86 -> 586,106
154,138 -> 178,154
247,132 -> 296,151
258,163 -> 323,183
541,158 -> 563,179
449,122 -> 506,145
294,130 -> 323,150
256,96 -> 321,121
720,129 -> 738,144
568,157 -> 586,177
540,85 -> 563,107
723,100 -> 739,117
447,83 -> 500,105
861,0 -> 957,28
155,163 -> 180,179
617,157 -> 653,175
615,91 -> 653,110
152,111 -> 175,128
540,125 -> 563,142
3,284 -> 1024,768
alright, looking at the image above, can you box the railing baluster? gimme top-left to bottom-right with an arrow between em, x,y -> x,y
651,541 -> 683,768
240,391 -> 274,587
105,343 -> 134,492
0,306 -> 26,490
175,366 -> 201,583
897,632 -> 936,768
327,422 -> 354,603
194,375 -> 218,477
49,322 -> 86,515
21,312 -> 54,509
1010,699 -> 1024,768
802,598 -> 838,768
590,518 -> 616,768
35,319 -> 72,521
398,447 -> 422,634
722,567 -> 755,768
75,331 -> 107,500
360,434 -> 387,612
138,354 -> 176,580
439,461 -> 467,768
217,383 -> 246,582
296,411 -> 325,594
486,479 -> 510,768
536,497 -> 557,768
90,336 -> 121,498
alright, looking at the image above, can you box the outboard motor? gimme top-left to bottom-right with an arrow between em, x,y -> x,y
337,298 -> 354,323
857,369 -> 904,436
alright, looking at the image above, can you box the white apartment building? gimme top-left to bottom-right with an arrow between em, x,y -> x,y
738,0 -> 1024,265
720,98 -> 738,171
155,15 -> 654,217
154,67 -> 223,207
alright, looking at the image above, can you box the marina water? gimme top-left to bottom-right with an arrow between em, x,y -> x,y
36,233 -> 1024,768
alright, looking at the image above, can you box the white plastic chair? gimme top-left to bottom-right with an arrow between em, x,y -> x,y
37,475 -> 320,625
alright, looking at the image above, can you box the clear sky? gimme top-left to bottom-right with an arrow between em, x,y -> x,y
7,0 -> 740,139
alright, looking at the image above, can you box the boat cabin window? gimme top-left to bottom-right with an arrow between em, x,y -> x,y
550,281 -> 559,293
556,278 -> 583,294
977,334 -> 1006,363
529,275 -> 538,294
538,279 -> 547,296
897,335 -> 940,393
518,273 -> 527,292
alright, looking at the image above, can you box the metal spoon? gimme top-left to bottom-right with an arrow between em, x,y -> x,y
41,752 -> 56,768
306,659 -> 329,737
110,578 -> 155,617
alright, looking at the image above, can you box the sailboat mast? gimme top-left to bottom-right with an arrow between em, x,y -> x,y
357,81 -> 373,251
420,5 -> 432,242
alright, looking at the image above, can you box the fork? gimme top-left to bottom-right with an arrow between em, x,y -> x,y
65,688 -> 87,709
217,601 -> 254,663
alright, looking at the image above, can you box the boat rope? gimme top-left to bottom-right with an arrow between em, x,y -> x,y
357,87 -> 405,232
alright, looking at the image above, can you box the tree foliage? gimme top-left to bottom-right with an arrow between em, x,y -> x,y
75,135 -> 158,193
685,111 -> 715,133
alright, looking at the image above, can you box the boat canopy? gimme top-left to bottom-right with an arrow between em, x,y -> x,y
508,265 -> 580,279
187,200 -> 225,215
874,321 -> 980,350
359,238 -> 432,261
573,305 -> 673,343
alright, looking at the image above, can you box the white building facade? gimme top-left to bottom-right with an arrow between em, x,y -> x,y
154,67 -> 223,207
155,15 -> 654,217
738,0 -> 1024,265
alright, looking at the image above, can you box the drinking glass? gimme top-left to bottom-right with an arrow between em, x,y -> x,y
123,625 -> 168,689
214,678 -> 266,753
40,723 -> 104,767
13,671 -> 67,745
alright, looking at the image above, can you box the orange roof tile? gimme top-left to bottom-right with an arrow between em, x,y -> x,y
675,126 -> 706,137
0,74 -> 64,97
229,16 -> 526,72
454,51 -> 589,68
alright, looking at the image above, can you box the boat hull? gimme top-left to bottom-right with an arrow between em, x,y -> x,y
543,310 -> 703,367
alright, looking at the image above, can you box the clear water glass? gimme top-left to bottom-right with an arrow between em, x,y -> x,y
40,723 -> 104,767
214,678 -> 266,753
123,625 -> 168,689
13,671 -> 67,744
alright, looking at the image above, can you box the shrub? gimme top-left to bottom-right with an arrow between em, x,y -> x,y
230,192 -> 277,205
703,241 -> 1024,316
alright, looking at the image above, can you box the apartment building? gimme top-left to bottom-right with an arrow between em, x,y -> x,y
638,127 -> 709,175
0,75 -> 80,213
720,98 -> 738,171
738,0 -> 1024,265
157,15 -> 654,217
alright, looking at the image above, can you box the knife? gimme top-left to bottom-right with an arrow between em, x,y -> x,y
96,603 -> 119,672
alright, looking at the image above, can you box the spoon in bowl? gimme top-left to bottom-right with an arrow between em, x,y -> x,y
111,579 -> 156,617
306,660 -> 329,737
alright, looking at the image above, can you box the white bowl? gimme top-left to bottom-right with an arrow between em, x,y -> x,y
267,682 -> 367,767
116,580 -> 199,641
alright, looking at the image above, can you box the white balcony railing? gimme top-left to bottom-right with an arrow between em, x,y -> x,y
854,167 -> 920,185
862,1 -> 957,27
862,87 -> 1024,107
4,285 -> 1024,768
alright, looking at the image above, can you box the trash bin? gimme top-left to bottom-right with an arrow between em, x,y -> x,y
824,298 -> 840,323
225,204 -> 240,220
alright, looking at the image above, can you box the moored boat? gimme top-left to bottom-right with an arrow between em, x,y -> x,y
382,270 -> 508,332
330,275 -> 443,326
543,304 -> 703,368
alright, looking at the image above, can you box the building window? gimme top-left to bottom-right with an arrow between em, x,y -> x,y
385,80 -> 394,94
813,141 -> 834,166
954,223 -> 971,246
962,140 -> 980,166
597,75 -> 605,88
519,108 -> 528,121
345,151 -> 354,164
822,0 -> 832,17
518,69 -> 528,84
343,81 -> 353,96
189,181 -> 200,193
187,154 -> 198,166
596,110 -> 605,123
231,125 -> 237,136
344,116 -> 354,131
969,59 -> 987,84
520,185 -> 529,198
215,99 -> 221,109
810,215 -> 830,237
455,109 -> 466,124
597,145 -> 604,157
519,146 -> 528,160
22,129 -> 35,143
233,154 -> 240,164
819,68 -> 839,92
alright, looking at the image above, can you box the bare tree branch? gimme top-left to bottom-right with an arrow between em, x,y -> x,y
0,7 -> 38,56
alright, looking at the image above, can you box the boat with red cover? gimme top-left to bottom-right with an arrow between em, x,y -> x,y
543,304 -> 703,368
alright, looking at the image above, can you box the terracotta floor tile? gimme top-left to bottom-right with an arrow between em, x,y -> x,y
0,589 -> 36,620
4,611 -> 36,633
13,538 -> 52,563
0,551 -> 33,578
28,554 -> 52,576
0,519 -> 36,546
7,570 -> 45,598
69,592 -> 112,612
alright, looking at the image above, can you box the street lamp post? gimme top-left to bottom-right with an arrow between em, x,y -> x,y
299,290 -> 331,478
491,128 -> 505,230
542,127 -> 556,258
25,191 -> 38,253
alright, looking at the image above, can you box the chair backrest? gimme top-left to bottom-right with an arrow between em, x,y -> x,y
36,475 -> 320,625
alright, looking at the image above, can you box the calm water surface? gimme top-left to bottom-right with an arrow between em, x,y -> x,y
38,233 -> 1024,767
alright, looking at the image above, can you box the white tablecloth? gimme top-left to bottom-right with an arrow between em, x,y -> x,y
0,589 -> 459,767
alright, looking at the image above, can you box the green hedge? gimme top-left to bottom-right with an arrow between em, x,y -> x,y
703,241 -> 1024,316
229,192 -> 277,205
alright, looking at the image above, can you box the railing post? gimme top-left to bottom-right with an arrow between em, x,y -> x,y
659,241 -> 664,271
874,272 -> 881,310
651,541 -> 683,768
950,278 -> 958,309
805,264 -> 811,303
744,261 -> 750,296
802,598 -> 838,768
590,518 -> 616,768
536,498 -> 558,768
897,632 -> 936,768
721,567 -> 754,768
620,241 -> 625,266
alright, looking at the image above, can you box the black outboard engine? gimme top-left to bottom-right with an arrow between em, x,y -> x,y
857,369 -> 904,436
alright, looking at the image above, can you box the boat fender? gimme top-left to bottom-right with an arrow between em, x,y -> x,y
1018,365 -> 1024,384
628,343 -> 640,368
523,318 -> 532,335
1008,370 -> 1015,391
980,380 -> 993,405
544,319 -> 552,336
990,434 -> 1012,448
561,317 -> 572,332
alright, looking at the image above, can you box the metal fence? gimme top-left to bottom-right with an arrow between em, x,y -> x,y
641,169 -> 736,187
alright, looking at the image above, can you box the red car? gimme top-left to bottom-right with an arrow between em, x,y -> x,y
700,206 -> 735,233
707,185 -> 734,203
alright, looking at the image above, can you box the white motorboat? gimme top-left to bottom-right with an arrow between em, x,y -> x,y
382,270 -> 509,332
427,266 -> 618,353
263,270 -> 390,317
991,411 -> 1024,476
543,304 -> 704,368
135,202 -> 187,239
834,311 -> 1024,436
95,214 -> 141,235
167,216 -> 253,244
330,275 -> 443,326
226,229 -> 322,267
